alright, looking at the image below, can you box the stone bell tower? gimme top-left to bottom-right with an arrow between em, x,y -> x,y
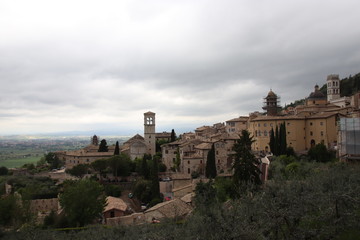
144,111 -> 156,156
327,74 -> 340,101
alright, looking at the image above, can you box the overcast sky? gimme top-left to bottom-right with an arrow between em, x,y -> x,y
1,0 -> 360,136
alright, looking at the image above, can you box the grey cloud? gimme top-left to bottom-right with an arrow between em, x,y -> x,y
1,0 -> 360,134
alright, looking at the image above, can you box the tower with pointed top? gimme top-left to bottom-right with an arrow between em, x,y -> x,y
144,111 -> 156,156
263,89 -> 281,116
327,74 -> 340,101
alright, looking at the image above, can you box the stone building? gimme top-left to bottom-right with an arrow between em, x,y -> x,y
144,111 -> 156,156
225,116 -> 249,133
249,112 -> 342,153
121,134 -> 147,160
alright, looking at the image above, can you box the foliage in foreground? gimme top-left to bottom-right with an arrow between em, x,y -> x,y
59,179 -> 106,227
3,163 -> 360,240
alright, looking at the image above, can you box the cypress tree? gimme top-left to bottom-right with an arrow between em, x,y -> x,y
141,154 -> 151,179
279,122 -> 287,155
269,128 -> 275,154
274,125 -> 279,156
205,143 -> 217,179
170,129 -> 176,142
150,156 -> 160,200
232,130 -> 261,188
114,141 -> 120,155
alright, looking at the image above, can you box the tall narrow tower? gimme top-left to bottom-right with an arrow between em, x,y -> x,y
327,74 -> 340,101
144,111 -> 156,156
263,89 -> 281,116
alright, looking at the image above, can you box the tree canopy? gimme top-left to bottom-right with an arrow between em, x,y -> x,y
232,130 -> 261,188
98,139 -> 108,152
114,141 -> 120,155
269,122 -> 287,156
66,164 -> 89,179
59,179 -> 106,227
170,129 -> 177,142
44,152 -> 63,169
205,143 -> 217,179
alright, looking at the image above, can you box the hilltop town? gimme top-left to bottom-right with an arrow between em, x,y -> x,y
1,74 -> 360,239
59,74 -> 359,173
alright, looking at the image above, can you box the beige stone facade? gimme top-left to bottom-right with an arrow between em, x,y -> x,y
225,116 -> 249,134
249,112 -> 341,153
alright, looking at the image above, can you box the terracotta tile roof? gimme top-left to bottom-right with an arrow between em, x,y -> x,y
104,196 -> 128,212
124,134 -> 144,144
180,193 -> 194,204
145,198 -> 192,218
195,126 -> 211,131
195,142 -> 212,150
226,116 -> 249,122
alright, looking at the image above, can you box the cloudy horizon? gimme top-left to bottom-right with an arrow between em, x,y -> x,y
1,0 -> 360,136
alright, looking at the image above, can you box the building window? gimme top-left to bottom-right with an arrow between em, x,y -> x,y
255,130 -> 258,137
264,123 -> 267,127
320,122 -> 323,126
310,131 -> 313,136
287,122 -> 290,126
310,122 -> 313,126
216,151 -> 219,155
264,131 -> 268,136
258,131 -> 262,136
200,160 -> 202,164
188,160 -> 190,164
258,123 -> 260,127
165,150 -> 168,154
188,168 -> 190,174
270,123 -> 273,127
321,131 -> 324,136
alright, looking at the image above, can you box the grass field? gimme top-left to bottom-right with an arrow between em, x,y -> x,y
0,156 -> 40,168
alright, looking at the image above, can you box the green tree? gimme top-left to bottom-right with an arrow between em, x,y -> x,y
205,144 -> 217,179
194,180 -> 218,210
109,154 -> 132,178
98,139 -> 108,152
170,129 -> 177,142
274,125 -> 280,155
66,164 -> 89,179
231,130 -> 261,189
156,139 -> 169,153
173,147 -> 181,172
45,152 -> 63,169
158,162 -> 167,172
104,184 -> 122,197
269,128 -> 275,154
141,154 -> 151,179
150,155 -> 160,201
308,143 -> 333,162
0,166 -> 8,176
91,159 -> 109,181
269,123 -> 288,156
133,179 -> 152,204
0,195 -> 18,227
114,141 -> 120,155
279,122 -> 287,155
59,179 -> 106,227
